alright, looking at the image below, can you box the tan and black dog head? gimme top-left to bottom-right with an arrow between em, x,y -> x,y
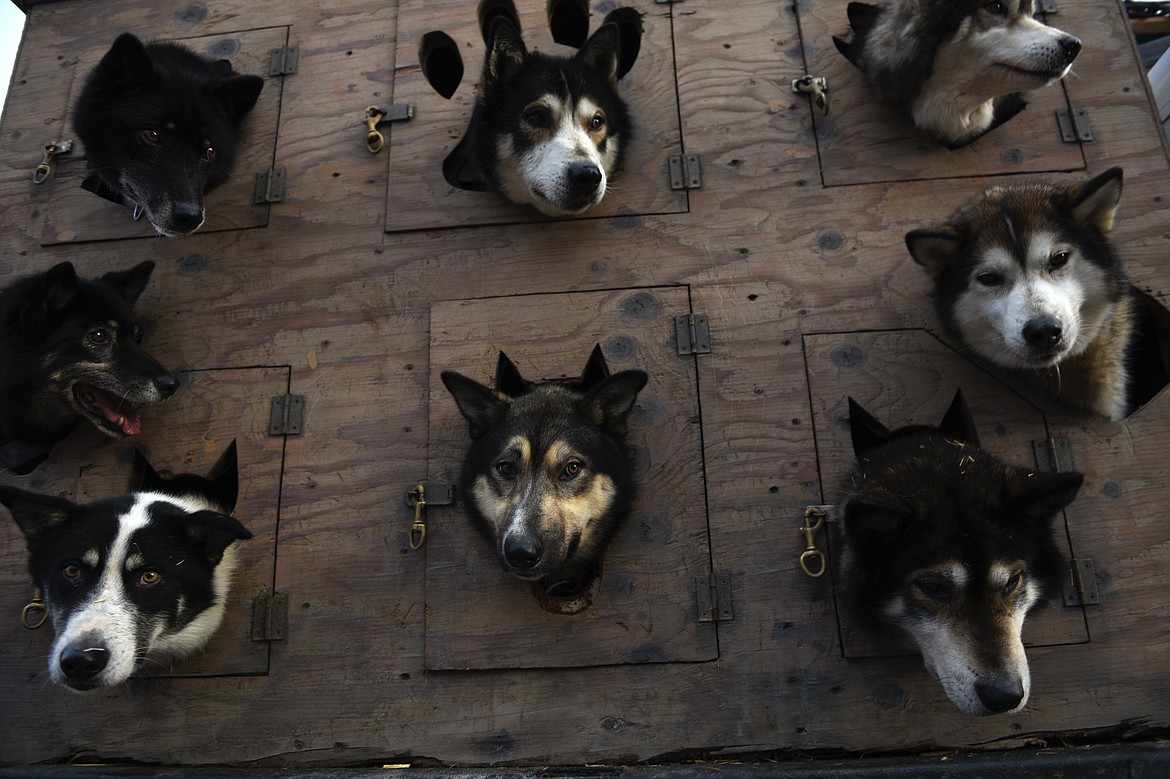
441,345 -> 647,590
841,391 -> 1083,716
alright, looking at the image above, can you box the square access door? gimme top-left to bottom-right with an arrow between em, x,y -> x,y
424,286 -> 715,669
794,5 -> 1086,186
384,0 -> 687,231
802,330 -> 1090,657
33,28 -> 288,245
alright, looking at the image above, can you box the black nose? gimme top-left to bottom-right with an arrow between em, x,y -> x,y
1061,36 -> 1082,65
1023,316 -> 1063,348
976,678 -> 1024,714
567,163 -> 603,193
503,536 -> 543,571
155,373 -> 180,398
169,202 -> 203,233
59,645 -> 108,682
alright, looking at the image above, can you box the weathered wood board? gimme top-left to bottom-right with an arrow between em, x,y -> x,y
0,0 -> 1168,769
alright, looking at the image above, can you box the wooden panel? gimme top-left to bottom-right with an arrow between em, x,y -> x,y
0,366 -> 287,681
796,3 -> 1086,186
35,27 -> 286,245
383,0 -> 686,231
425,287 -> 715,669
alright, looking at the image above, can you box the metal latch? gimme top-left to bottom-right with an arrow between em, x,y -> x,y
675,313 -> 711,355
268,46 -> 299,76
268,394 -> 305,436
800,506 -> 828,578
696,573 -> 733,622
404,482 -> 456,550
669,154 -> 702,190
364,104 -> 414,154
251,591 -> 289,641
253,168 -> 287,204
1056,109 -> 1092,143
34,140 -> 72,184
1062,558 -> 1100,606
1032,437 -> 1074,473
793,75 -> 829,116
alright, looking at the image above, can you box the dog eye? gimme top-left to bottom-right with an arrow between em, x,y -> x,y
913,577 -> 953,602
137,569 -> 162,587
495,461 -> 518,480
141,129 -> 160,144
975,271 -> 1005,287
1002,572 -> 1023,597
1049,250 -> 1071,270
560,460 -> 584,480
523,106 -> 551,128
204,145 -> 217,161
984,1 -> 1005,14
588,112 -> 606,132
62,563 -> 83,582
87,329 -> 109,345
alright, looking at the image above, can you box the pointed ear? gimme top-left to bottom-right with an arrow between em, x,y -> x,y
35,262 -> 79,317
98,260 -> 155,307
905,227 -> 964,281
494,351 -> 531,398
90,33 -> 155,92
184,510 -> 252,565
214,74 -> 264,123
206,440 -> 239,513
0,486 -> 78,543
843,488 -> 909,543
442,370 -> 510,440
484,16 -> 527,87
130,446 -> 166,493
848,397 -> 890,460
575,22 -> 621,83
937,389 -> 980,448
579,344 -> 611,391
1067,167 -> 1123,233
578,370 -> 647,438
1005,468 -> 1084,521
599,8 -> 642,81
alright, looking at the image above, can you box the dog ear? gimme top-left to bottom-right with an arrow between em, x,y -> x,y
184,510 -> 252,565
27,262 -> 79,322
843,488 -> 909,542
130,446 -> 166,493
578,370 -> 647,438
905,227 -> 963,281
579,344 -> 612,391
937,389 -> 980,448
0,486 -> 78,543
1067,167 -> 1123,234
204,440 -> 240,514
99,260 -> 156,307
847,397 -> 890,461
599,8 -> 643,81
575,22 -> 621,83
484,16 -> 527,86
494,351 -> 532,398
442,370 -> 510,440
214,74 -> 264,123
1005,468 -> 1084,522
90,33 -> 155,91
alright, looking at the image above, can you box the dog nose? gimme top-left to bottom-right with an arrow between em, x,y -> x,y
503,536 -> 543,571
59,645 -> 109,682
155,373 -> 180,398
567,163 -> 603,193
169,203 -> 204,233
975,678 -> 1024,714
1023,317 -> 1063,348
1061,36 -> 1082,65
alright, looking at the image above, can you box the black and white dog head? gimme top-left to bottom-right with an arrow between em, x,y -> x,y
841,392 -> 1083,715
0,442 -> 250,691
465,7 -> 637,216
441,346 -> 647,591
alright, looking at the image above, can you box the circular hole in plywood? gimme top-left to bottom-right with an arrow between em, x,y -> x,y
529,560 -> 602,615
419,31 -> 463,100
479,0 -> 522,44
1124,285 -> 1170,417
548,0 -> 589,48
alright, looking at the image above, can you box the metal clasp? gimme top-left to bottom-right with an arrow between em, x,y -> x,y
21,588 -> 48,629
793,75 -> 829,117
364,106 -> 387,154
34,140 -> 73,184
799,506 -> 827,578
407,483 -> 427,550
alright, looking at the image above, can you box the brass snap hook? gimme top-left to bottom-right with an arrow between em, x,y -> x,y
799,506 -> 827,578
407,483 -> 427,550
21,588 -> 48,629
33,140 -> 73,184
792,75 -> 829,117
364,106 -> 387,154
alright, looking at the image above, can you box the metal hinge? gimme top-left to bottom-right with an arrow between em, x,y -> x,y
268,394 -> 305,436
1032,436 -> 1074,473
251,591 -> 289,641
696,573 -> 733,622
669,154 -> 702,190
1062,558 -> 1100,606
268,46 -> 299,76
675,313 -> 711,355
253,167 -> 287,204
1056,109 -> 1093,143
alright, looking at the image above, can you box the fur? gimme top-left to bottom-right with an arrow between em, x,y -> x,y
0,261 -> 177,474
834,0 -> 1081,147
0,442 -> 249,691
441,345 -> 646,593
841,391 -> 1083,715
73,32 -> 264,236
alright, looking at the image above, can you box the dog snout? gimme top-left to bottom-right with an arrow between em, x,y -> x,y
168,202 -> 204,234
154,372 -> 180,398
1060,35 -> 1082,66
1023,316 -> 1063,349
503,534 -> 543,572
567,162 -> 603,194
975,676 -> 1025,714
59,644 -> 109,685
